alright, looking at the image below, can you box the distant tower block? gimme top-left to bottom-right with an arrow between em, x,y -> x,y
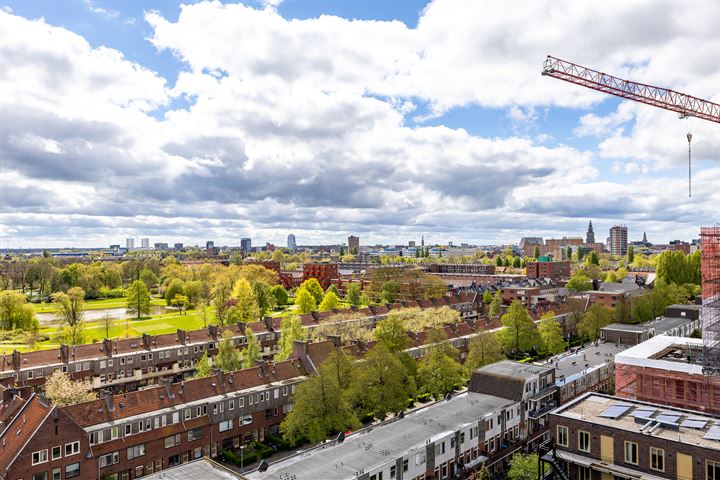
701,226 -> 720,374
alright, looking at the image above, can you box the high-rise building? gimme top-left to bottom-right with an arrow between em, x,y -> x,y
174,243 -> 184,251
206,240 -> 214,250
125,238 -> 135,250
609,225 -> 628,256
585,220 -> 595,243
287,234 -> 297,250
408,240 -> 416,247
154,242 -> 169,251
241,237 -> 252,253
141,238 -> 149,249
348,235 -> 360,254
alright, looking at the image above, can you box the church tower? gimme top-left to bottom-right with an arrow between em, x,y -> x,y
586,221 -> 595,243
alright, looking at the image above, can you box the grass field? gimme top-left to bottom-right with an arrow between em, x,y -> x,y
31,297 -> 166,313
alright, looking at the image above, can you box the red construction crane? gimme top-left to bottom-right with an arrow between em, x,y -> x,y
542,56 -> 720,196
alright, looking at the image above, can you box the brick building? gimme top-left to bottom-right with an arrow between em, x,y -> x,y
548,393 -> 720,480
301,263 -> 338,289
526,260 -> 571,279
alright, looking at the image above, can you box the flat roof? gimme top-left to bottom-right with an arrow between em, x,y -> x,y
615,336 -> 704,374
144,459 -> 242,479
647,315 -> 696,334
246,392 -> 512,480
601,323 -> 651,333
547,342 -> 629,386
476,360 -> 552,379
552,393 -> 720,452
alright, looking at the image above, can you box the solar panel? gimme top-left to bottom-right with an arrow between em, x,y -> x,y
633,408 -> 656,420
703,425 -> 720,441
599,404 -> 632,419
657,414 -> 681,425
681,418 -> 708,429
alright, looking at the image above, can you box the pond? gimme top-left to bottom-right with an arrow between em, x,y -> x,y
36,305 -> 169,324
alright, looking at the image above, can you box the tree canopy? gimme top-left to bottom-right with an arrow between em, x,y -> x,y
497,301 -> 539,355
126,280 -> 150,319
578,303 -> 612,340
295,287 -> 317,314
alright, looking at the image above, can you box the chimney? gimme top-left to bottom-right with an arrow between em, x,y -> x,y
161,378 -> 174,399
237,322 -> 246,334
142,333 -> 153,350
209,325 -> 219,341
326,334 -> 342,348
292,340 -> 308,360
59,345 -> 69,364
100,389 -> 114,412
592,279 -> 601,290
213,368 -> 224,385
11,350 -> 20,370
263,316 -> 274,332
176,329 -> 186,344
2,387 -> 17,403
102,339 -> 113,357
254,359 -> 268,376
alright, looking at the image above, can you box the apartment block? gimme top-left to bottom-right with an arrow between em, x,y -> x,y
526,260 -> 571,279
548,393 -> 720,480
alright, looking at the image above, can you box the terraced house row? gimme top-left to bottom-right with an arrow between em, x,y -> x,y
0,294 -> 487,394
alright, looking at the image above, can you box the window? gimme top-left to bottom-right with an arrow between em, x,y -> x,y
99,452 -> 120,468
241,415 -> 252,426
135,465 -> 144,478
283,386 -> 288,396
147,462 -> 155,475
127,444 -> 145,460
65,462 -> 80,478
52,468 -> 61,480
578,467 -> 591,480
708,461 -> 720,480
188,428 -> 203,442
185,408 -> 192,420
556,426 -> 568,447
110,426 -> 119,440
32,449 -> 48,465
124,424 -> 132,435
165,434 -> 182,448
219,419 -> 233,432
624,441 -> 638,465
213,404 -> 218,415
229,399 -> 235,411
219,402 -> 224,414
650,447 -> 664,472
403,459 -> 409,472
578,431 -> 590,452
416,452 -> 426,464
65,441 -> 80,456
51,445 -> 61,460
390,465 -> 397,478
32,473 -> 47,480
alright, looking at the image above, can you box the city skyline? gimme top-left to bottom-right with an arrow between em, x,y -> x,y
1,0 -> 718,249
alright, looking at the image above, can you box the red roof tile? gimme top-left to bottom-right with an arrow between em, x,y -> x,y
0,395 -> 53,471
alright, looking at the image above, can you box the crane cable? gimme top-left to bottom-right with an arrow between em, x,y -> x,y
686,115 -> 692,197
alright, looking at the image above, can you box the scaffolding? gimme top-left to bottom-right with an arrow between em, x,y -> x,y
701,226 -> 720,375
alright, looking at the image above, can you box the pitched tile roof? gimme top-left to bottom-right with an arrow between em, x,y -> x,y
0,394 -> 53,472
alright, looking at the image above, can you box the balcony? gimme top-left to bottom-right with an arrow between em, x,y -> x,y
529,401 -> 557,419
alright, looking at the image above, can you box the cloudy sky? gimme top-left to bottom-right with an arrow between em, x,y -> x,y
1,0 -> 718,249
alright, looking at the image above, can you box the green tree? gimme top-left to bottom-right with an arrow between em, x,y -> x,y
513,256 -> 521,268
373,315 -> 412,352
464,332 -> 503,376
538,313 -> 565,356
566,273 -> 593,292
183,280 -> 204,308
280,359 -> 359,443
216,330 -> 243,372
482,290 -> 493,305
253,281 -> 277,318
275,315 -> 306,361
52,287 -> 85,326
613,300 -> 631,323
326,284 -> 341,297
489,290 -> 503,317
504,257 -> 511,267
533,245 -> 541,259
126,280 -> 150,319
576,247 -> 585,262
586,250 -> 600,266
318,291 -> 341,311
300,278 -> 324,304
242,329 -> 261,368
381,280 -> 400,304
139,268 -> 158,289
270,284 -> 289,306
507,453 -> 540,480
0,291 -> 37,331
496,256 -> 503,266
627,245 -> 635,264
231,278 -> 260,323
295,287 -> 317,314
170,294 -> 190,313
164,278 -> 185,306
348,344 -> 415,419
477,464 -> 492,480
566,245 -> 573,260
345,283 -> 362,307
212,272 -> 234,325
578,303 -> 612,340
417,328 -> 463,399
194,352 -> 211,378
497,301 -> 539,355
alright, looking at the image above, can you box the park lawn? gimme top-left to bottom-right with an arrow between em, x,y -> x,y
0,307 -> 216,354
31,297 -> 165,313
